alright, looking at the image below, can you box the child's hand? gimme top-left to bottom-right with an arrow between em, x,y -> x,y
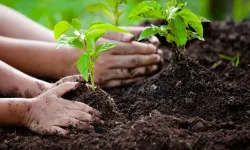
24,82 -> 101,136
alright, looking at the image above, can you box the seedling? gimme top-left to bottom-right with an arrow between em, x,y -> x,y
129,0 -> 208,62
217,53 -> 240,67
53,18 -> 130,90
85,0 -> 127,26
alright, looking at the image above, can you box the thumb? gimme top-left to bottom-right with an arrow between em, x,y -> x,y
103,31 -> 134,42
50,82 -> 80,97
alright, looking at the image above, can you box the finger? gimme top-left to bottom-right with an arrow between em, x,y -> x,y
63,100 -> 97,115
103,31 -> 134,42
50,82 -> 80,97
54,117 -> 90,130
99,38 -> 157,55
46,126 -> 68,136
109,54 -> 161,68
55,75 -> 84,86
66,110 -> 93,122
157,49 -> 164,58
98,65 -> 159,81
148,36 -> 160,47
120,26 -> 146,36
101,77 -> 144,88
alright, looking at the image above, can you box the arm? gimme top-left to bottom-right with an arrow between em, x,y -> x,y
0,60 -> 52,98
0,4 -> 54,42
0,61 -> 100,135
0,98 -> 30,126
0,36 -> 77,79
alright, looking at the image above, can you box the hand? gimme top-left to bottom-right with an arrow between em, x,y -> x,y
61,27 -> 163,88
23,82 -> 101,136
95,38 -> 162,88
93,26 -> 163,88
103,26 -> 160,46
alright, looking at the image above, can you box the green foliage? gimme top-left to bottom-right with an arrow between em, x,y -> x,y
85,0 -> 127,26
233,0 -> 250,21
217,53 -> 240,67
130,0 -> 207,48
54,18 -> 130,90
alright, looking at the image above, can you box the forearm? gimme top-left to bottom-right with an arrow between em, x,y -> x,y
0,4 -> 54,42
0,98 -> 31,126
0,61 -> 52,98
0,36 -> 79,79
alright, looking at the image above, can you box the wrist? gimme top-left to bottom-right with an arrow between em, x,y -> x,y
0,98 -> 32,126
59,47 -> 80,77
33,81 -> 53,96
21,98 -> 37,127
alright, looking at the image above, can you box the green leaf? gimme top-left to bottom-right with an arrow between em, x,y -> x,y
187,31 -> 205,41
166,0 -> 177,8
85,4 -> 114,20
72,18 -> 82,31
234,54 -> 240,67
56,36 -> 73,49
118,9 -> 126,18
88,22 -> 130,34
68,38 -> 84,50
77,53 -> 90,82
85,29 -> 106,51
199,16 -> 211,22
106,0 -> 117,8
138,26 -> 160,41
95,43 -> 116,53
169,15 -> 187,47
167,34 -> 175,43
129,1 -> 166,19
179,9 -> 203,37
217,53 -> 235,61
54,21 -> 71,40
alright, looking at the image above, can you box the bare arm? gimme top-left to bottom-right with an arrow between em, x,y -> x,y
0,98 -> 31,126
0,60 -> 52,98
0,61 -> 100,135
0,4 -> 54,42
0,36 -> 78,79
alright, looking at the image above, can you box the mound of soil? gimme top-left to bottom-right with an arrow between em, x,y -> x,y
1,19 -> 250,150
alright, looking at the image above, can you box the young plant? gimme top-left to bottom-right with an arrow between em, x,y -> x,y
129,0 -> 208,62
53,18 -> 130,90
217,53 -> 240,67
85,0 -> 127,26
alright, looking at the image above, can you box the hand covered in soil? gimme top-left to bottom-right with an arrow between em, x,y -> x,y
24,82 -> 101,136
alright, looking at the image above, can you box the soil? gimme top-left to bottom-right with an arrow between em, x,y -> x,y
1,19 -> 250,150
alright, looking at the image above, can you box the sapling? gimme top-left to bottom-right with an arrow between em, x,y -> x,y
85,0 -> 127,26
217,53 -> 240,67
53,18 -> 130,91
129,0 -> 208,62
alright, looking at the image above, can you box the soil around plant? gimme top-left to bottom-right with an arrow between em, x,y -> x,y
1,19 -> 250,150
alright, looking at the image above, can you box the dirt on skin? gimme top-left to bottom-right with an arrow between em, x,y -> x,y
1,19 -> 250,150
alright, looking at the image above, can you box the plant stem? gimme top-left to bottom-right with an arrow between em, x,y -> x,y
114,2 -> 119,26
90,63 -> 95,91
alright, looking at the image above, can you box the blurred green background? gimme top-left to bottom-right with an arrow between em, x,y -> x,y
0,0 -> 250,30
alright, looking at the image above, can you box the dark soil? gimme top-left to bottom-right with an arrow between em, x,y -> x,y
1,19 -> 250,150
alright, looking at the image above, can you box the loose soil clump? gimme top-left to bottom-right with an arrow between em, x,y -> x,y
1,19 -> 250,150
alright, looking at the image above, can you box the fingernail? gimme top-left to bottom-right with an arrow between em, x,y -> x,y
155,55 -> 161,62
74,82 -> 80,89
89,110 -> 101,118
123,34 -> 134,42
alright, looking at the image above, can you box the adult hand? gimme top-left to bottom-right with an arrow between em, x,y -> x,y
62,27 -> 163,88
24,82 -> 101,136
103,26 -> 160,46
94,26 -> 163,88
